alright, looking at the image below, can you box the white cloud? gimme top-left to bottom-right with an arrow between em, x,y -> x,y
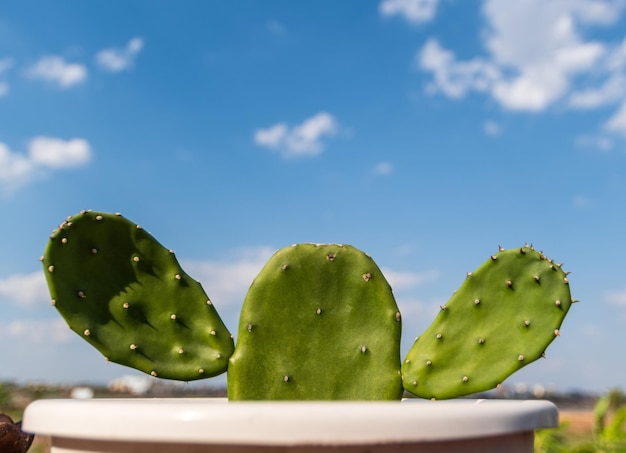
417,0 -> 626,113
380,0 -> 440,24
26,56 -> 87,88
484,119 -> 501,136
605,99 -> 626,135
418,39 -> 500,99
0,137 -> 92,193
0,271 -> 49,308
0,57 -> 13,96
382,268 -> 439,291
267,19 -> 286,35
606,287 -> 626,306
572,194 -> 592,208
374,162 -> 394,175
254,112 -> 339,157
29,136 -> 92,168
182,247 -> 275,308
95,37 -> 144,72
575,134 -> 614,150
0,318 -> 73,344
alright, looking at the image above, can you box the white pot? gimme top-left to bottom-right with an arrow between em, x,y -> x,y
23,398 -> 557,453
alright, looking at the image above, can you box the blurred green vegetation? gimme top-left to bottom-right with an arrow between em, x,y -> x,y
536,389 -> 626,453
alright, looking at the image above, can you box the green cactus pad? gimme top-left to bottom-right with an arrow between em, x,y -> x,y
227,243 -> 403,400
42,210 -> 234,381
402,245 -> 573,399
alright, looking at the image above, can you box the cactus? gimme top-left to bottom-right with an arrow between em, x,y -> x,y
41,210 -> 234,381
40,210 -> 575,401
401,245 -> 573,399
227,243 -> 403,400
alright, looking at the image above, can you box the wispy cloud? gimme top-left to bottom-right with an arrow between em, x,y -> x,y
484,119 -> 501,136
182,247 -> 275,308
379,0 -> 440,24
0,57 -> 14,96
606,287 -> 626,306
254,112 -> 339,158
95,37 -> 144,72
373,162 -> 394,175
0,271 -> 49,308
0,318 -> 73,344
26,56 -> 87,88
415,0 -> 626,137
0,136 -> 92,193
267,19 -> 286,36
382,268 -> 439,291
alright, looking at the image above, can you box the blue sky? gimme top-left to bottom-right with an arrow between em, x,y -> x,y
1,0 -> 626,393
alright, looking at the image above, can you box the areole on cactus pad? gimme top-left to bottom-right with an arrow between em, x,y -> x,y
41,210 -> 575,400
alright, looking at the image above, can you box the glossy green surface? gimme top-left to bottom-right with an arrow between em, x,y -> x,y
42,210 -> 234,381
402,246 -> 572,399
228,243 -> 403,400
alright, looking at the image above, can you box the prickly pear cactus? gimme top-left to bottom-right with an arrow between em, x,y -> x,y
402,245 -> 573,399
41,210 -> 234,381
227,243 -> 403,400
